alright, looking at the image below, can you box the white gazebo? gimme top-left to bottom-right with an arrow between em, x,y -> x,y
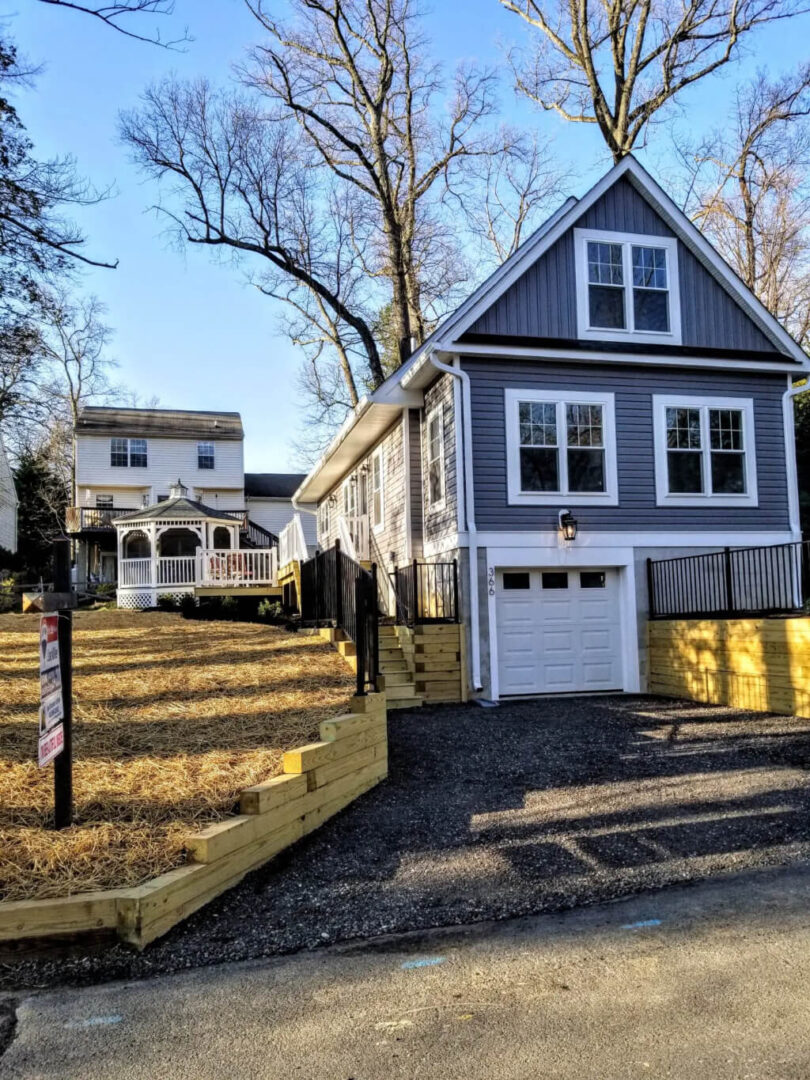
114,481 -> 278,608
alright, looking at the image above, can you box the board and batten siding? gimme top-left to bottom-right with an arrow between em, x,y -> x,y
75,435 -> 245,505
468,178 -> 776,356
422,375 -> 458,545
246,498 -> 317,546
465,358 -> 791,533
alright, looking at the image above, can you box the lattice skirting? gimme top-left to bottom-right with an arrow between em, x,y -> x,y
118,586 -> 196,609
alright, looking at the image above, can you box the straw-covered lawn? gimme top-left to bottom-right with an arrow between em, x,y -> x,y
0,609 -> 355,902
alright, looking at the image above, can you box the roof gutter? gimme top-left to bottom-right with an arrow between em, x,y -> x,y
784,377 -> 807,538
429,350 -> 483,693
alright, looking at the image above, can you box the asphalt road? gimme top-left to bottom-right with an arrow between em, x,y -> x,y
4,863 -> 810,1079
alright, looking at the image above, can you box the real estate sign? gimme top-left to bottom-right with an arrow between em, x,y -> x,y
38,614 -> 65,767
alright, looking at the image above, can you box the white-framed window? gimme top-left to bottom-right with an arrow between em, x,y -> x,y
197,442 -> 215,470
425,405 -> 446,512
318,499 -> 331,540
574,228 -> 681,345
505,388 -> 619,506
110,437 -> 147,468
652,395 -> 758,507
95,494 -> 114,509
370,447 -> 384,531
342,476 -> 356,520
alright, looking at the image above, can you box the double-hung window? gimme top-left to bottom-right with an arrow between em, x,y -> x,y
425,406 -> 446,511
653,396 -> 757,507
197,442 -> 215,470
370,448 -> 384,531
574,229 -> 681,344
505,389 -> 618,505
318,500 -> 330,540
110,437 -> 147,468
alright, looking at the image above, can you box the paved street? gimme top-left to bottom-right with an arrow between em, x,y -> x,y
4,863 -> 810,1079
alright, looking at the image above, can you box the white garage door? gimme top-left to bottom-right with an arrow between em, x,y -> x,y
496,568 -> 623,696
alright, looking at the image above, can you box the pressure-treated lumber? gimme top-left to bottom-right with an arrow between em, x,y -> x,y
1,692 -> 388,949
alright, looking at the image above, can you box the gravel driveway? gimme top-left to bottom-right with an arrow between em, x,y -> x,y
4,694 -> 810,991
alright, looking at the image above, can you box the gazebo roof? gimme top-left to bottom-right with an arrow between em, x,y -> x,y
114,496 -> 242,527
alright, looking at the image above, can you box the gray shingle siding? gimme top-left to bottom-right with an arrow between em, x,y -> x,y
468,178 -> 776,354
465,358 -> 791,533
422,375 -> 458,544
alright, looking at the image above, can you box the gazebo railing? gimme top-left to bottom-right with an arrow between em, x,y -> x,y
157,556 -> 197,585
119,558 -> 151,586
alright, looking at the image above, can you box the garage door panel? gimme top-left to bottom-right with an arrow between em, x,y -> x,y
496,568 -> 622,696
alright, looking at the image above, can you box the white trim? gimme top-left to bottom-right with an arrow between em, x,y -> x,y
783,377 -> 805,539
424,403 -> 446,514
505,388 -> 619,506
451,367 -> 466,533
484,544 -> 640,701
652,395 -> 758,508
431,529 -> 795,551
402,411 -> 413,561
370,445 -> 385,534
574,228 -> 681,346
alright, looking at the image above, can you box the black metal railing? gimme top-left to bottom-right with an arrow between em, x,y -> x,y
66,506 -> 140,531
648,540 -> 810,619
241,517 -> 279,550
391,560 -> 459,626
299,540 -> 379,695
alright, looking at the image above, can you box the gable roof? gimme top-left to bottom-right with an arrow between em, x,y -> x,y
427,155 -> 807,366
245,473 -> 306,498
76,407 -> 244,440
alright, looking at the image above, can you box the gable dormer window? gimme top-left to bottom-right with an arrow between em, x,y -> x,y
574,229 -> 681,345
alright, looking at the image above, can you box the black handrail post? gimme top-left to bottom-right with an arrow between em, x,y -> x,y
335,538 -> 343,631
452,558 -> 459,623
53,538 -> 73,830
354,575 -> 366,696
646,557 -> 655,619
724,546 -> 734,615
412,558 -> 418,627
370,563 -> 379,691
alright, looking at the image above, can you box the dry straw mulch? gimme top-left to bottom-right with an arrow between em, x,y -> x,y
0,609 -> 354,902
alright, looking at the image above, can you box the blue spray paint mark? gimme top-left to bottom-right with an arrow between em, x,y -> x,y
621,919 -> 662,930
401,956 -> 445,970
64,1015 -> 123,1030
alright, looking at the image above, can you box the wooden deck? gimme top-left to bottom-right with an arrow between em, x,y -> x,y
195,585 -> 283,598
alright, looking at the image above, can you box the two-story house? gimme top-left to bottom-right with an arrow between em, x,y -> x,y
69,407 -> 314,597
290,155 -> 809,701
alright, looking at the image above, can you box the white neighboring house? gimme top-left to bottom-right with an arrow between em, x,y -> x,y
245,473 -> 316,549
69,406 -> 301,606
0,435 -> 18,554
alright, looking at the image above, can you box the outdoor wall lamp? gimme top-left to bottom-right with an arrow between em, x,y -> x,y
559,509 -> 578,542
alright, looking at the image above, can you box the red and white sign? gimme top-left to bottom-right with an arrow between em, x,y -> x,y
38,613 -> 64,767
38,723 -> 64,768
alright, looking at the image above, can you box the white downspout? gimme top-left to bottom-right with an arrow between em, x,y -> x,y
429,353 -> 483,692
783,378 -> 806,539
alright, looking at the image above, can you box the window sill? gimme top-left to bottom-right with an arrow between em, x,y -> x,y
655,493 -> 759,509
507,491 -> 619,507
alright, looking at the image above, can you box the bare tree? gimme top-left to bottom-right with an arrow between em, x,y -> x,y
500,0 -> 808,162
37,0 -> 188,48
680,66 -> 810,346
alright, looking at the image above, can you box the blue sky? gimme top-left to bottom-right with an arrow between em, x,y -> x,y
7,0 -> 806,470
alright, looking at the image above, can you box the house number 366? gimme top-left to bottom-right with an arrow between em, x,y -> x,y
488,567 -> 496,596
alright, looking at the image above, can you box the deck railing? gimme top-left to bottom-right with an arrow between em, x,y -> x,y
67,506 -> 140,531
198,548 -> 277,587
391,560 -> 459,626
279,514 -> 310,566
648,540 -> 810,619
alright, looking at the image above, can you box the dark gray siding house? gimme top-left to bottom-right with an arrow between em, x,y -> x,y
291,155 -> 808,702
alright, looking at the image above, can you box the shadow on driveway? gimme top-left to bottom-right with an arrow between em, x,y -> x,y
4,694 -> 810,990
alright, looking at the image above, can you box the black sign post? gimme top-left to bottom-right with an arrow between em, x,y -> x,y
52,538 -> 73,829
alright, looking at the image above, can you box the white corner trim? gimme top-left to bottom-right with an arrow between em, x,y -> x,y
573,228 -> 682,346
371,445 -> 385,534
504,388 -> 619,507
652,394 -> 758,508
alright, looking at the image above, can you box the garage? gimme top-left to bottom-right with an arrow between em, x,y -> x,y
495,567 -> 624,696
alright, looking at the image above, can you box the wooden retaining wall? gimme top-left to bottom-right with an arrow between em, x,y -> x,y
410,624 -> 467,704
0,692 -> 387,949
648,618 -> 810,716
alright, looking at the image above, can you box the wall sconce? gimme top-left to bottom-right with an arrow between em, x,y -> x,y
558,509 -> 578,542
